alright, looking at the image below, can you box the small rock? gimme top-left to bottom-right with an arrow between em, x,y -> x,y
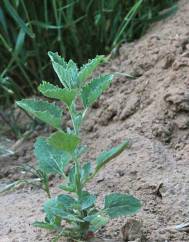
117,170 -> 125,177
120,96 -> 140,120
174,114 -> 189,129
181,51 -> 189,58
98,103 -> 117,126
23,155 -> 31,163
172,57 -> 189,70
131,65 -> 144,77
121,218 -> 146,242
152,123 -> 173,143
164,87 -> 189,112
96,175 -> 105,183
84,119 -> 96,132
161,53 -> 175,69
92,101 -> 100,109
11,137 -> 25,152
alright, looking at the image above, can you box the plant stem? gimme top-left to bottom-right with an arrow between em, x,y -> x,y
74,159 -> 82,199
43,175 -> 51,198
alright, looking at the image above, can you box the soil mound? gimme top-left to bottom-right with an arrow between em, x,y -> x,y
93,0 -> 189,148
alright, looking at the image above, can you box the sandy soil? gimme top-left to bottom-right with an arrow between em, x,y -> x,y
1,0 -> 189,241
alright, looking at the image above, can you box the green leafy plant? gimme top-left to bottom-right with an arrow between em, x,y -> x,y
17,52 -> 141,241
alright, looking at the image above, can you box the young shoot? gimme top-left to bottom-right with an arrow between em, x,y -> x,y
17,52 -> 141,241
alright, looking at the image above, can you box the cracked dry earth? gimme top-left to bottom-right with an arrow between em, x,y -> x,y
1,0 -> 189,241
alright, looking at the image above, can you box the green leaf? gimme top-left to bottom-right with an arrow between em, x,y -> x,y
59,184 -> 75,193
66,60 -> 79,88
16,99 -> 62,129
73,112 -> 83,132
29,20 -> 64,29
48,51 -> 67,67
44,197 -> 83,223
95,140 -> 129,173
48,51 -> 69,88
84,212 -> 109,232
48,51 -> 79,89
81,162 -> 92,183
38,81 -> 77,107
3,0 -> 35,38
81,74 -> 113,108
33,221 -> 56,230
104,193 -> 141,218
44,198 -> 61,222
48,131 -> 80,153
74,145 -> 88,158
78,55 -> 105,84
15,28 -> 26,55
59,166 -> 76,192
57,194 -> 77,209
34,137 -> 71,174
80,191 -> 96,210
0,7 -> 8,35
44,198 -> 67,217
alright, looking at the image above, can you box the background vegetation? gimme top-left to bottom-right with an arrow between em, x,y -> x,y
0,0 -> 177,105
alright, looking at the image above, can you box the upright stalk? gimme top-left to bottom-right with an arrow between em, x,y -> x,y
74,159 -> 82,199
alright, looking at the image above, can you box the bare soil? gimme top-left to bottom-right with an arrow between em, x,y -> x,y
1,0 -> 189,241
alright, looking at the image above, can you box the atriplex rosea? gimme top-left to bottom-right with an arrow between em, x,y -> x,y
17,52 -> 141,241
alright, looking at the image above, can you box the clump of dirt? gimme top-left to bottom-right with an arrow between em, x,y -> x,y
1,0 -> 189,241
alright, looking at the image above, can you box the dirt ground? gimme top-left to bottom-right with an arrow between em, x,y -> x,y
1,0 -> 189,241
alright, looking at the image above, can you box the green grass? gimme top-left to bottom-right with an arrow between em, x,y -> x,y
0,0 -> 177,104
